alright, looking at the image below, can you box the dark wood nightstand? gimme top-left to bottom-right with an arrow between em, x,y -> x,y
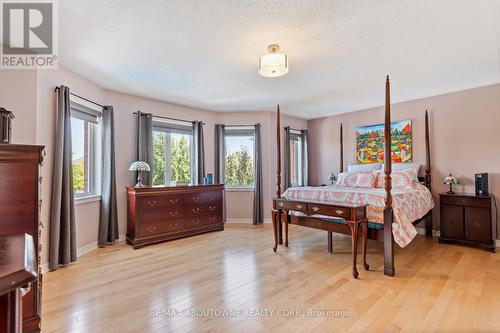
439,192 -> 495,252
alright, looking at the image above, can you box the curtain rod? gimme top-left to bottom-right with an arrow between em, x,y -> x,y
223,124 -> 259,127
54,86 -> 105,108
133,111 -> 205,125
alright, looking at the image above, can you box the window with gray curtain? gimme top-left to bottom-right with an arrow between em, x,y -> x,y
284,127 -> 309,188
151,119 -> 195,185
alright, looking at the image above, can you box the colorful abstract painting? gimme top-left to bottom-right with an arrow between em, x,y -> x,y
356,120 -> 412,164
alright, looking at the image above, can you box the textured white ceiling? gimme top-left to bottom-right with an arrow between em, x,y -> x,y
59,0 -> 500,119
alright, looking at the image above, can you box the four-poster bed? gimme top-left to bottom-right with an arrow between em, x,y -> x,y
272,76 -> 434,277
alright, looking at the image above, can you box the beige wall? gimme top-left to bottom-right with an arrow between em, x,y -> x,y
0,69 -> 38,144
308,83 -> 500,235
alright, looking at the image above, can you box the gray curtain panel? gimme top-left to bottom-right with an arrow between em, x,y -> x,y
283,126 -> 291,190
214,124 -> 225,184
192,121 -> 205,184
49,85 -> 77,270
301,129 -> 309,186
136,111 -> 153,186
99,106 -> 119,246
214,124 -> 226,221
253,123 -> 264,225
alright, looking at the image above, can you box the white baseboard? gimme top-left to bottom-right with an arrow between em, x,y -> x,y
225,218 -> 272,224
496,239 -> 500,247
415,227 -> 440,237
41,234 -> 126,274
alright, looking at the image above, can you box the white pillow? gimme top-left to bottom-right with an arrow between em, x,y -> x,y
381,163 -> 420,181
347,163 -> 381,173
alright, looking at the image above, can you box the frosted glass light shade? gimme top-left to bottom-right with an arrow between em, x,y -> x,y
259,45 -> 289,78
129,161 -> 151,172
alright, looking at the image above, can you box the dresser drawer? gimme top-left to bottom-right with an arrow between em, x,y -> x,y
185,190 -> 222,205
140,205 -> 184,222
139,195 -> 183,210
440,195 -> 490,208
440,205 -> 464,239
275,200 -> 307,213
186,202 -> 222,217
307,203 -> 351,220
139,218 -> 185,237
465,207 -> 491,244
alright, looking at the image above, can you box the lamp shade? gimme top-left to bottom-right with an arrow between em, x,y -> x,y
129,161 -> 151,172
259,44 -> 288,78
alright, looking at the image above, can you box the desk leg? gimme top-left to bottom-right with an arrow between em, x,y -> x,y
348,222 -> 359,279
272,209 -> 278,252
362,221 -> 369,271
278,214 -> 283,245
283,211 -> 289,247
328,232 -> 333,253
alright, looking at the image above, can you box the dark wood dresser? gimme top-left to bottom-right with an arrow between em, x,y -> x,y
439,192 -> 495,252
0,144 -> 44,332
126,184 -> 224,249
0,234 -> 37,333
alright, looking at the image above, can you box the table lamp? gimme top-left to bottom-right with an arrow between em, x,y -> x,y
129,161 -> 151,187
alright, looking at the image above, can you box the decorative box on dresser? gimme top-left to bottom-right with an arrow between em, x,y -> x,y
439,192 -> 495,252
0,144 -> 44,333
126,184 -> 224,249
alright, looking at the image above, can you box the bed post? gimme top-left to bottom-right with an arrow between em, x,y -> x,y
340,123 -> 344,173
384,75 -> 395,277
424,110 -> 433,236
276,104 -> 282,197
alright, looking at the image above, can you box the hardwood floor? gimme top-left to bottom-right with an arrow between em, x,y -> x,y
42,224 -> 500,333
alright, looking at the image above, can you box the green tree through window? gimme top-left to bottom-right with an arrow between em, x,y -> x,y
152,131 -> 192,186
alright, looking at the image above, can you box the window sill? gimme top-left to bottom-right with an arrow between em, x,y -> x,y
225,187 -> 255,192
75,194 -> 101,205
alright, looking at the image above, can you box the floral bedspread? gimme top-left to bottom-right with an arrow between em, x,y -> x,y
282,184 -> 434,248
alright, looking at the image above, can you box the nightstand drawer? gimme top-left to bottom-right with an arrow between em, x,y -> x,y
440,195 -> 490,208
465,207 -> 492,244
440,205 -> 464,239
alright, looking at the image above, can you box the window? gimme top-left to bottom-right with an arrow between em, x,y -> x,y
289,131 -> 303,187
70,101 -> 101,197
224,128 -> 255,188
152,120 -> 194,186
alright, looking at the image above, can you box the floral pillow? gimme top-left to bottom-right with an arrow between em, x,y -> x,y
336,172 -> 358,187
376,169 -> 417,189
354,171 -> 377,188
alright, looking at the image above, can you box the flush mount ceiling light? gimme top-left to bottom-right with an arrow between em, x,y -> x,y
259,44 -> 289,78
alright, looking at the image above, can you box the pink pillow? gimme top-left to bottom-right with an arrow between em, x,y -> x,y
354,172 -> 377,188
376,169 -> 417,189
336,172 -> 358,187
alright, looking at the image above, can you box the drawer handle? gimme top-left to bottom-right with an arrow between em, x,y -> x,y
192,208 -> 200,213
169,198 -> 178,204
210,194 -> 217,200
335,209 -> 344,215
147,200 -> 158,206
296,204 -> 304,209
170,223 -> 178,229
209,206 -> 216,211
148,226 -> 157,232
312,206 -> 320,212
170,211 -> 179,216
210,217 -> 217,222
192,219 -> 200,225
192,196 -> 200,202
279,202 -> 284,207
